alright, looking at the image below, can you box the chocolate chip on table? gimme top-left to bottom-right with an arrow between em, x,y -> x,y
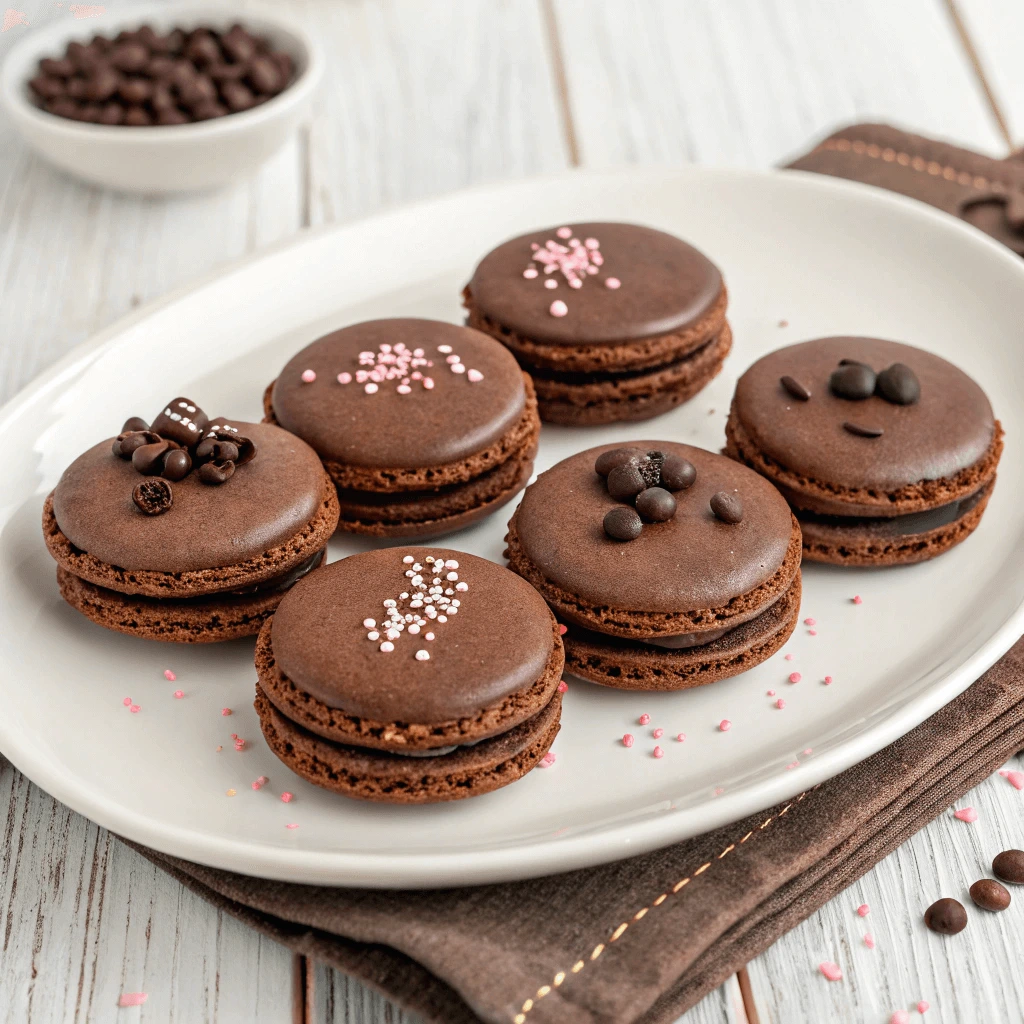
970,878 -> 1011,912
133,478 -> 173,515
993,849 -> 1024,884
660,454 -> 696,491
595,447 -> 644,477
636,487 -> 676,522
924,897 -> 967,935
710,491 -> 743,524
603,506 -> 642,541
843,421 -> 884,438
607,463 -> 647,502
876,362 -> 921,405
830,362 -> 877,400
197,459 -> 235,485
780,375 -> 811,401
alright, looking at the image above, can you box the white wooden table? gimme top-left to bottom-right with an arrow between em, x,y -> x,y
2,2 -> 1023,1021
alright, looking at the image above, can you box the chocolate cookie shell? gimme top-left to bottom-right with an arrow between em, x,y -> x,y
507,442 -> 800,637
269,548 -> 558,724
270,319 -> 526,469
468,222 -> 723,346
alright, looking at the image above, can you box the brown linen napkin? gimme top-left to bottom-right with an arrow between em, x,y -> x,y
126,126 -> 1024,1024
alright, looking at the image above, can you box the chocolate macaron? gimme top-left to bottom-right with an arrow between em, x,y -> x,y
725,337 -> 1003,565
254,548 -> 564,803
464,222 -> 731,424
43,397 -> 339,642
265,319 -> 540,537
506,443 -> 801,690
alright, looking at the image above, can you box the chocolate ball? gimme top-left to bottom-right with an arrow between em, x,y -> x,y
636,487 -> 676,523
993,849 -> 1024,884
637,450 -> 665,488
161,448 -> 192,482
970,879 -> 1010,912
603,506 -> 642,542
84,65 -> 120,102
595,447 -> 644,477
118,76 -> 153,104
830,362 -> 876,400
876,363 -> 921,405
607,463 -> 646,502
710,491 -> 743,524
923,897 -> 967,935
133,478 -> 172,516
110,42 -> 150,74
247,55 -> 282,94
123,105 -> 153,127
660,454 -> 696,491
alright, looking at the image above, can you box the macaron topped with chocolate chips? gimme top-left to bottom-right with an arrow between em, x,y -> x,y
505,442 -> 802,691
254,547 -> 564,803
42,396 -> 339,642
464,222 -> 731,424
265,318 -> 540,537
725,337 -> 1003,565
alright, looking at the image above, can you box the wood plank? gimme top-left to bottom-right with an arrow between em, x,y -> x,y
745,757 -> 1024,1023
551,0 -> 1007,170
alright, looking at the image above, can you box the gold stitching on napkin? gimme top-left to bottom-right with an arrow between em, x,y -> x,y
510,790 -> 813,1023
813,138 -> 1004,192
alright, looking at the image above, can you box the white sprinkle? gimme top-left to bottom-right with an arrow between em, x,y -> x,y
337,372 -> 352,384
412,563 -> 423,571
364,382 -> 378,394
425,556 -> 435,563
380,642 -> 394,653
409,624 -> 420,634
467,369 -> 484,382
386,628 -> 401,640
415,650 -> 430,661
438,615 -> 448,623
451,600 -> 460,607
451,363 -> 466,374
448,607 -> 458,615
425,632 -> 435,641
446,571 -> 459,581
363,618 -> 376,628
438,344 -> 453,354
367,631 -> 379,641
400,592 -> 409,600
456,582 -> 468,592
445,559 -> 459,569
383,599 -> 396,607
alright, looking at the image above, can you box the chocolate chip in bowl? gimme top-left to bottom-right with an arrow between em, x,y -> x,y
0,4 -> 323,192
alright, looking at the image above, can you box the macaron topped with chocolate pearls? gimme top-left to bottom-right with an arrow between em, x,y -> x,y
43,396 -> 339,642
464,222 -> 731,424
254,548 -> 564,803
266,319 -> 540,537
506,442 -> 802,690
726,337 -> 1003,565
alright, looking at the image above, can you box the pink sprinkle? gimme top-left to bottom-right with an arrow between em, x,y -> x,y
122,697 -> 131,706
775,699 -> 786,709
285,823 -> 298,829
1003,770 -> 1024,790
784,653 -> 794,661
676,733 -> 686,742
281,792 -> 293,803
652,727 -> 664,739
558,624 -> 567,635
251,776 -> 267,791
467,368 -> 484,382
545,279 -> 558,289
118,993 -> 148,1007
221,708 -> 232,716
300,369 -> 316,383
622,734 -> 634,748
819,962 -> 843,982
538,751 -> 556,768
808,629 -> 817,636
556,226 -> 572,239
803,617 -> 816,626
857,903 -> 870,916
864,933 -> 875,949
852,595 -> 863,605
719,720 -> 732,732
364,382 -> 378,394
824,675 -> 833,685
789,672 -> 802,683
786,761 -> 799,770
163,669 -> 176,681
129,705 -> 140,714
653,746 -> 664,759
173,690 -> 183,699
523,267 -> 538,279
638,713 -> 650,725
557,680 -> 568,693
604,277 -> 621,289
917,1002 -> 930,1014
549,300 -> 568,317
890,1013 -> 909,1024
415,650 -> 430,661
953,806 -> 978,823
397,384 -> 411,394
803,747 -> 813,755
422,378 -> 434,390
337,371 -> 352,384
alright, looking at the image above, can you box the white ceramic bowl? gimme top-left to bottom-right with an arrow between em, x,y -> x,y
0,3 -> 323,193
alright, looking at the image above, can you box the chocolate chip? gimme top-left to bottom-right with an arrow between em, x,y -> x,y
110,42 -> 149,74
67,41 -> 100,72
77,103 -> 102,123
66,77 -> 88,100
830,363 -> 876,400
780,375 -> 811,401
843,421 -> 884,438
710,491 -> 743,524
924,897 -> 967,935
146,55 -> 176,79
246,56 -> 282,94
161,448 -> 192,481
603,506 -> 642,541
46,97 -> 80,119
607,463 -> 647,502
970,879 -> 1010,912
98,102 -> 125,125
636,487 -> 676,522
133,478 -> 173,515
177,74 -> 217,108
595,447 -> 644,477
84,65 -> 120,102
150,83 -> 176,111
112,428 -> 160,458
151,398 -> 208,448
638,450 -> 665,488
156,107 -> 189,126
29,75 -> 66,100
197,459 -> 235,485
876,363 -> 920,405
40,57 -> 75,78
123,106 -> 153,127
993,850 -> 1024,884
191,100 -> 229,121
222,26 -> 257,64
184,31 -> 223,66
220,81 -> 255,112
195,437 -> 239,464
118,76 -> 153,104
660,454 -> 696,491
132,440 -> 173,475
208,61 -> 248,82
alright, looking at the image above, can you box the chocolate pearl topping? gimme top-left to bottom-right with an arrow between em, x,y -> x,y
607,463 -> 647,502
780,375 -> 811,401
970,878 -> 1010,912
132,478 -> 172,515
112,429 -> 160,458
876,363 -> 921,405
595,447 -> 644,477
131,439 -> 175,475
635,487 -> 676,522
120,415 -> 149,434
993,850 -> 1024,884
830,362 -> 877,400
710,491 -> 743,524
603,506 -> 642,541
197,459 -> 235,485
161,448 -> 192,481
660,454 -> 696,491
843,421 -> 884,438
924,897 -> 967,935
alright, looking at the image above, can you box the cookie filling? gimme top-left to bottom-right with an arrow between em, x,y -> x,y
227,548 -> 327,596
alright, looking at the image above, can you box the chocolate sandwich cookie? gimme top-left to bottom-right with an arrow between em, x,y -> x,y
265,319 -> 540,537
725,337 -> 1003,565
254,548 -> 564,803
43,397 -> 339,642
463,222 -> 731,424
506,443 -> 801,690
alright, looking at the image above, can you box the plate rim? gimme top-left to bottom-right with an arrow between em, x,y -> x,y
2,162 -> 1022,888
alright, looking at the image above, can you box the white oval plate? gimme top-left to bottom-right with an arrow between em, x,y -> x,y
2,166 -> 1022,887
